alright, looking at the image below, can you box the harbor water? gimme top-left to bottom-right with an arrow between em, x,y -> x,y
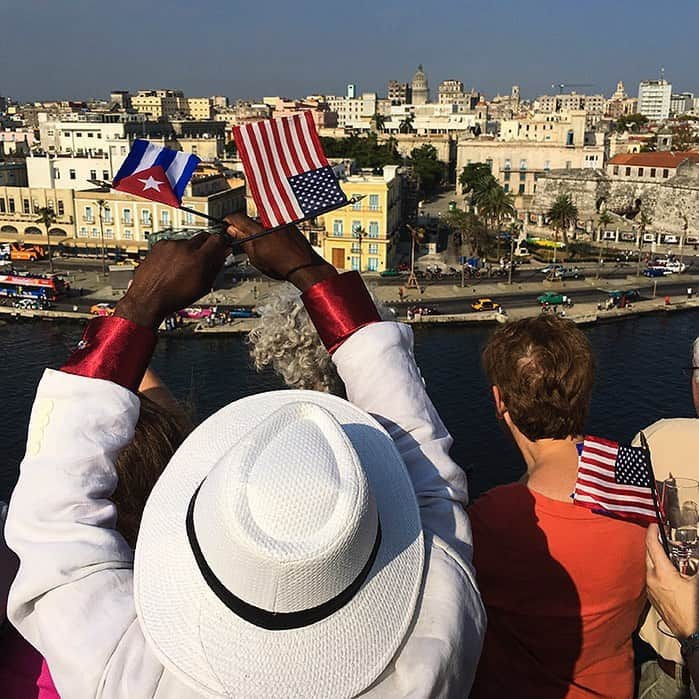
0,312 -> 696,502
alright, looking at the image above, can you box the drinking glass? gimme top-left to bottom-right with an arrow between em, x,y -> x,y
660,477 -> 699,575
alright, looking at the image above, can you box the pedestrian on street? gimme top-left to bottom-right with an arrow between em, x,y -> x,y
688,287 -> 693,300
398,287 -> 404,302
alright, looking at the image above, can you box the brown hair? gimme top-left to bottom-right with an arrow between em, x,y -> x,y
481,315 -> 595,441
112,395 -> 192,548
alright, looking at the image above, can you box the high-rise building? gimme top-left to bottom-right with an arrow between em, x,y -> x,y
637,79 -> 672,121
346,84 -> 357,99
438,80 -> 465,106
670,92 -> 694,116
387,80 -> 410,105
109,91 -> 131,109
411,65 -> 429,105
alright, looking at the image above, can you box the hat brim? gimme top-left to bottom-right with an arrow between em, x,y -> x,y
134,390 -> 424,699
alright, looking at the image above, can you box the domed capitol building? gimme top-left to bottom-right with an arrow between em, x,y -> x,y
411,65 -> 430,104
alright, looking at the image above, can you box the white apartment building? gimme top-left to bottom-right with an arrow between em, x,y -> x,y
26,153 -> 127,191
638,80 -> 672,121
325,93 -> 377,129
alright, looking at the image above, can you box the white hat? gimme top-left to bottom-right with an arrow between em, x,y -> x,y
134,390 -> 424,698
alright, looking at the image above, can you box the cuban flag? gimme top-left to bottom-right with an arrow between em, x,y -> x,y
234,112 -> 347,228
112,140 -> 200,208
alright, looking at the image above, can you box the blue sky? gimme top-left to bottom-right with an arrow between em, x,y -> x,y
2,0 -> 698,102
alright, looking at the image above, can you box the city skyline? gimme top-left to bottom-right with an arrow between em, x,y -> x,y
3,0 -> 699,103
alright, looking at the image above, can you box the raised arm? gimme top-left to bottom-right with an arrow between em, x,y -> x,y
6,232 -> 229,698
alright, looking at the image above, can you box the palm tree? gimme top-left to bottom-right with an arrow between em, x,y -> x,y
596,211 -> 613,280
547,194 -> 578,276
35,207 -> 57,274
477,184 -> 516,259
507,220 -> 523,284
370,113 -> 386,133
636,209 -> 652,277
352,226 -> 366,273
399,114 -> 415,134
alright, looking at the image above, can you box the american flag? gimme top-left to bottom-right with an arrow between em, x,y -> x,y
233,112 -> 348,229
573,436 -> 656,524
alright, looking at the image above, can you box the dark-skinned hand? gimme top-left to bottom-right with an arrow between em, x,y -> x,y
115,232 -> 231,330
224,213 -> 337,292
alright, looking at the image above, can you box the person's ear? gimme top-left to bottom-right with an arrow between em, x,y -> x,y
492,385 -> 507,420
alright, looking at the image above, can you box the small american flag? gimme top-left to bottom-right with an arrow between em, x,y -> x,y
233,112 -> 347,228
573,436 -> 656,524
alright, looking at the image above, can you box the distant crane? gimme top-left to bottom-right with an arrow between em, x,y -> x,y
551,83 -> 595,94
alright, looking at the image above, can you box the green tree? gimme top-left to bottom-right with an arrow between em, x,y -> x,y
408,144 -> 445,198
459,162 -> 497,209
35,207 -> 57,274
547,193 -> 578,250
444,207 -> 487,257
635,209 -> 652,277
399,114 -> 415,134
224,140 -> 237,158
615,113 -> 649,132
370,112 -> 386,133
319,134 -> 402,170
669,122 -> 698,151
477,184 -> 516,258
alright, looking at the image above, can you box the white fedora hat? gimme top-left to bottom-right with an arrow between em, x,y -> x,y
134,390 -> 424,698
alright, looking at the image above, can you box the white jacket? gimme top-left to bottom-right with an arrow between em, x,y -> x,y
6,322 -> 485,698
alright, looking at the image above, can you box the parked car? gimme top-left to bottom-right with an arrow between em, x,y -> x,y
13,298 -> 52,310
471,298 -> 501,312
228,307 -> 260,319
642,266 -> 672,278
408,305 -> 439,316
90,302 -> 115,317
537,292 -> 573,307
397,262 -> 410,272
539,264 -> 565,275
379,268 -> 401,278
178,307 -> 213,319
606,289 -> 641,308
664,261 -> 686,274
553,267 -> 582,280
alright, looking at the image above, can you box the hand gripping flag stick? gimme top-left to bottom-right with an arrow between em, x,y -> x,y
88,177 -> 364,248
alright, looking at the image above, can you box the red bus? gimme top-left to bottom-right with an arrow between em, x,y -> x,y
0,273 -> 68,301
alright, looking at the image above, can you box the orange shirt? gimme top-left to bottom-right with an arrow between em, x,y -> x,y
469,483 -> 647,699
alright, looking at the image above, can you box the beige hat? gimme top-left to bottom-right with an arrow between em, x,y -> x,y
134,390 -> 424,698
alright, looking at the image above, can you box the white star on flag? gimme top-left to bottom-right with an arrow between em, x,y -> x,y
138,175 -> 164,192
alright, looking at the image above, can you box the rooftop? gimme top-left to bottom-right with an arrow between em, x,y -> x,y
608,151 -> 699,168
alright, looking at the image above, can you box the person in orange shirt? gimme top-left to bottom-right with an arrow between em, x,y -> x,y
469,315 -> 647,699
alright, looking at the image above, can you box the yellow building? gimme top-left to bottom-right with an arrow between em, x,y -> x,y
0,186 -> 76,242
0,177 -> 245,255
318,165 -> 402,272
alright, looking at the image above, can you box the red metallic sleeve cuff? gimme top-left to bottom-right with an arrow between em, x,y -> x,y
61,316 -> 157,392
301,271 -> 381,353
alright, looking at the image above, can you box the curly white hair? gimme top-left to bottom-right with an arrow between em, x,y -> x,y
247,284 -> 394,394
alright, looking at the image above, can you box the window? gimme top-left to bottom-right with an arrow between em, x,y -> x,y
0,199 -> 5,213
613,165 -> 619,175
90,170 -> 97,180
161,210 -> 170,226
504,184 -> 510,193
57,201 -> 64,216
121,146 -> 126,155
368,257 -> 379,271
369,194 -> 379,211
84,206 -> 93,222
142,210 -> 151,225
88,132 -> 94,138
78,227 -> 88,238
8,198 -> 15,213
504,159 -> 511,170
519,170 -> 526,181
104,208 -> 112,224
47,200 -> 54,211
544,160 -> 551,171
103,170 -> 109,180
47,130 -> 54,137
663,169 -> 669,178
625,167 -> 631,176
350,256 -> 360,271
332,220 -> 343,236
351,242 -> 361,253
650,168 -> 656,178
53,168 -> 60,179
23,199 -> 30,214
368,221 -> 379,238
368,243 -> 379,255
503,170 -> 511,181
32,200 -> 39,213
351,220 -> 361,234
638,167 -> 644,177
69,169 -> 76,180
123,208 -> 132,224
104,229 -> 114,239
75,132 -> 82,138
520,159 -> 527,170
352,195 -> 362,211
184,211 -> 194,225
123,229 -> 133,240
63,131 -> 70,138
518,183 -> 525,194
91,228 -> 100,239
486,159 -> 493,171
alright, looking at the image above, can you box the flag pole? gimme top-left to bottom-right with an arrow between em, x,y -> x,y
87,180 -> 364,248
639,431 -> 672,557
